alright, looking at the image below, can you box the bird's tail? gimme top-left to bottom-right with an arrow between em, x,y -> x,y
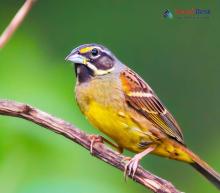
154,139 -> 220,189
183,146 -> 220,189
153,139 -> 220,189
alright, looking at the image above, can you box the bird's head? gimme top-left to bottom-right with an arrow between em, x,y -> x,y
65,44 -> 121,82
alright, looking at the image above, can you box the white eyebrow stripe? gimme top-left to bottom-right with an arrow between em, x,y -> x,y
127,91 -> 153,97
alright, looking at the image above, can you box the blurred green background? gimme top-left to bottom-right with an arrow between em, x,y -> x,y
0,1 -> 220,193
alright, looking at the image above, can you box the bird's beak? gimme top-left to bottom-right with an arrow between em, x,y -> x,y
65,53 -> 87,65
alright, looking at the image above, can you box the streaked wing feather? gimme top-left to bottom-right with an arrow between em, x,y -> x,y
120,69 -> 184,144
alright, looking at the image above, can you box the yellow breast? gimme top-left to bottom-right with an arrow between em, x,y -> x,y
76,76 -> 154,152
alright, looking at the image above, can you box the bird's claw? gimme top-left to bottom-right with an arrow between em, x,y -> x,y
124,156 -> 140,181
88,134 -> 103,154
123,146 -> 155,181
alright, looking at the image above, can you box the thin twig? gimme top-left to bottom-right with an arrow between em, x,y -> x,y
0,0 -> 36,49
0,99 -> 181,193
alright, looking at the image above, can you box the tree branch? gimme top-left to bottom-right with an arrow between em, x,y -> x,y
0,100 -> 181,193
0,0 -> 36,49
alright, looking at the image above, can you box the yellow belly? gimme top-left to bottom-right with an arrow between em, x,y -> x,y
85,101 -> 153,152
84,101 -> 193,163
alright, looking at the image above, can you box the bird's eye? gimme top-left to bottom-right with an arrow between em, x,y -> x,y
91,48 -> 99,57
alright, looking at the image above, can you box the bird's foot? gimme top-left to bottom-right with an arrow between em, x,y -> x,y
88,134 -> 103,154
88,134 -> 123,155
124,154 -> 141,180
123,145 -> 156,180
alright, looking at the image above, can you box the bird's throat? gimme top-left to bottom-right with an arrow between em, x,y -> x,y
75,63 -> 93,83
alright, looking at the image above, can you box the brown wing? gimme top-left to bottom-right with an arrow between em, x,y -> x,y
120,69 -> 184,144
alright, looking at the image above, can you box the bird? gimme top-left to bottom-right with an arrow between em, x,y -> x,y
65,43 -> 220,189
